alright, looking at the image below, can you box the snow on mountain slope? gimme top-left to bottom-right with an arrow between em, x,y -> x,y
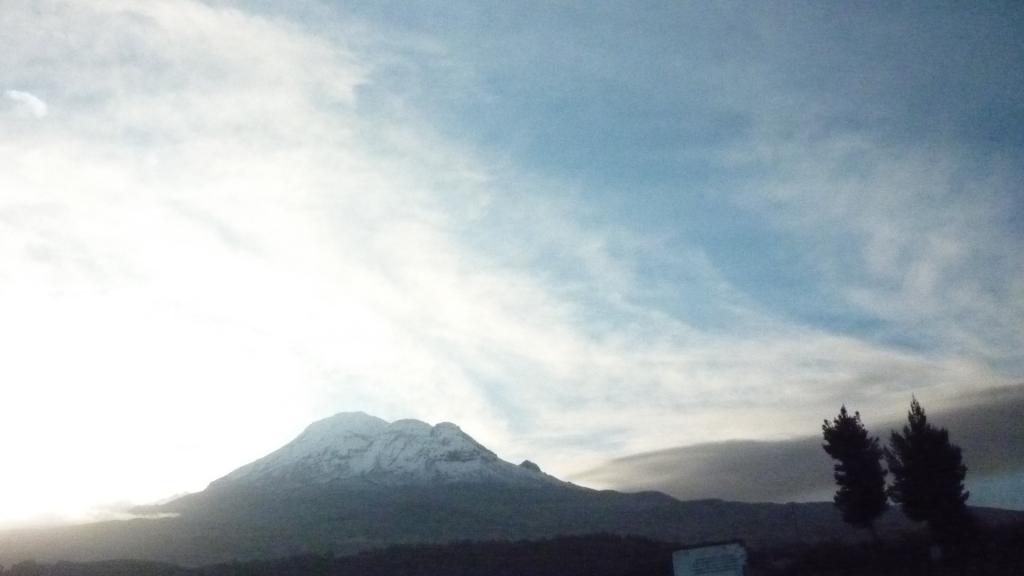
211,412 -> 564,489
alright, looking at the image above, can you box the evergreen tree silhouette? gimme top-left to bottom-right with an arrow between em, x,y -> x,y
885,398 -> 969,542
822,406 -> 888,535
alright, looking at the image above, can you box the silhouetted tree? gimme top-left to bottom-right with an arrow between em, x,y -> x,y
822,406 -> 888,535
886,398 -> 970,543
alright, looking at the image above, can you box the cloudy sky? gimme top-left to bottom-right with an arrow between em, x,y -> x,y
1,0 -> 1022,527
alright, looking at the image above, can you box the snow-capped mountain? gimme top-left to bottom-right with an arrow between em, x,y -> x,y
211,412 -> 563,489
6,411 -> 986,567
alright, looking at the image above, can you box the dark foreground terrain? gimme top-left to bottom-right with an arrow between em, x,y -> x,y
4,523 -> 1024,576
752,519 -> 1024,576
0,535 -> 677,576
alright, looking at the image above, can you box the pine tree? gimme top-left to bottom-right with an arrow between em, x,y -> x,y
822,405 -> 888,533
885,398 -> 969,538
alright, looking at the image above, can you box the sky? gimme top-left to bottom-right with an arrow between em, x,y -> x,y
1,0 -> 1022,527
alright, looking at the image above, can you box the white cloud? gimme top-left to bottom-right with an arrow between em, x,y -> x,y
4,89 -> 47,118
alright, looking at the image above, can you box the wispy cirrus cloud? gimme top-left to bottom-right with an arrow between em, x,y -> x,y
4,89 -> 48,118
727,132 -> 1024,370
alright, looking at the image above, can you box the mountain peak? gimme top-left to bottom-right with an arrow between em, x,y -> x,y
387,418 -> 432,435
304,411 -> 389,435
211,413 -> 561,490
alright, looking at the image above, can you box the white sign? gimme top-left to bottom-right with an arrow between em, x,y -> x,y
672,542 -> 747,576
